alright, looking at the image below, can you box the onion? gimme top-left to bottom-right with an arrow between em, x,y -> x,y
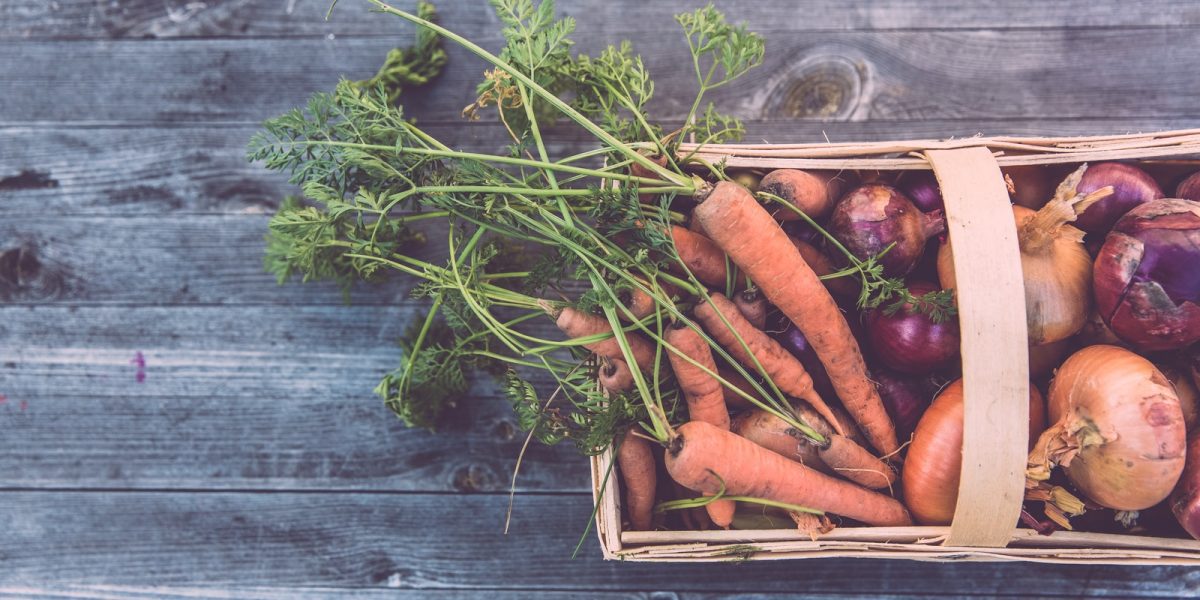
830,184 -> 945,277
872,367 -> 933,441
774,321 -> 837,403
1094,198 -> 1200,352
1004,164 -> 1061,210
1077,310 -> 1127,348
939,165 -> 1108,346
864,281 -> 960,374
1178,172 -> 1200,202
1028,338 -> 1072,379
903,379 -> 1046,525
1028,345 -> 1186,512
1073,162 -> 1163,234
1161,363 -> 1199,431
896,171 -> 943,213
1171,433 -> 1200,539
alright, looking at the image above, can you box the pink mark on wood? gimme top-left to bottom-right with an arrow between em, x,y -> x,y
18,400 -> 27,411
0,394 -> 6,404
131,351 -> 146,383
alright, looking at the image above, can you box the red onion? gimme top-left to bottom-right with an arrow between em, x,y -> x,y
871,367 -> 933,441
864,281 -> 960,374
774,321 -> 836,403
1094,198 -> 1200,351
1172,433 -> 1200,540
1178,172 -> 1200,201
1073,162 -> 1163,234
1004,164 -> 1061,210
830,184 -> 945,277
897,171 -> 943,213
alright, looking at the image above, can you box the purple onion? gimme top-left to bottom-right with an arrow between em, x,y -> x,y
1094,198 -> 1200,351
897,171 -> 944,213
871,367 -> 933,441
864,281 -> 960,375
1073,162 -> 1164,234
830,184 -> 945,277
1178,172 -> 1200,201
774,321 -> 837,403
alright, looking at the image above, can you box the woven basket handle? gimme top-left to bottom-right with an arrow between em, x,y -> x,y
926,147 -> 1030,547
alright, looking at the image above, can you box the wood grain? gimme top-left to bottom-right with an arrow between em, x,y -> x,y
4,0 -> 1199,40
0,589 -> 649,600
6,29 -> 1200,126
0,304 -> 583,492
1,491 -> 1198,594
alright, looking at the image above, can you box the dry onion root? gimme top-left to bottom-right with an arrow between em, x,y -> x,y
1027,345 -> 1187,528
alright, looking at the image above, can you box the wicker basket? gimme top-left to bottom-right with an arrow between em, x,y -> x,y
592,130 -> 1200,563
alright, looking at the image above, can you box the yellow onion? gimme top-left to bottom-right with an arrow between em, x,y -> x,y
939,165 -> 1110,346
1028,345 -> 1186,512
902,379 -> 1046,525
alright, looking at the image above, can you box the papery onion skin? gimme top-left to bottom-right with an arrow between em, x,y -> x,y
872,367 -> 933,442
1073,162 -> 1164,234
1093,198 -> 1200,352
1044,345 -> 1185,511
1171,433 -> 1200,540
1178,172 -> 1200,202
1161,363 -> 1199,431
897,171 -> 944,213
1029,338 -> 1072,379
864,281 -> 960,374
903,379 -> 1045,525
831,184 -> 945,277
1004,164 -> 1060,211
939,204 -> 1092,346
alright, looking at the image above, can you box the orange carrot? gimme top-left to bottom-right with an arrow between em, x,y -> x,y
666,421 -> 912,526
733,406 -> 896,489
733,288 -> 768,329
790,236 -> 857,300
695,182 -> 899,455
693,292 -> 844,436
617,430 -> 657,531
664,322 -> 735,527
759,169 -> 844,221
687,214 -> 707,234
553,305 -> 654,371
599,358 -> 634,394
670,225 -> 731,289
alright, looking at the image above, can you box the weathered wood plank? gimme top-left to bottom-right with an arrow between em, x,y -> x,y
6,119 -> 1200,216
0,589 -> 649,600
0,305 -> 583,491
4,0 -> 1199,40
6,29 -> 1200,125
0,491 -> 1197,595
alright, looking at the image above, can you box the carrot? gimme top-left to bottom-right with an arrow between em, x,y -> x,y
733,288 -> 768,329
790,236 -> 856,300
552,305 -> 654,371
617,430 -> 657,531
693,292 -> 844,436
665,324 -> 730,430
619,286 -> 657,322
629,153 -> 669,201
598,358 -> 634,394
733,406 -> 896,489
759,169 -> 844,221
695,181 -> 899,455
670,225 -> 731,289
666,421 -> 912,526
672,480 -> 713,530
687,214 -> 707,234
664,321 -> 736,527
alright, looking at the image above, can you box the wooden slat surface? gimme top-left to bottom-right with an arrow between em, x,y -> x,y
6,29 -> 1200,126
4,0 -> 1200,40
5,0 -> 1200,595
0,491 -> 1198,596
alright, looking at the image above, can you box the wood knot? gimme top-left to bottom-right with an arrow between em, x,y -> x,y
451,463 -> 498,493
762,54 -> 866,120
0,244 -> 65,301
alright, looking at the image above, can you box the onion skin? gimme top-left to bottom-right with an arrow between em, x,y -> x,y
1171,433 -> 1200,539
939,204 -> 1092,346
1178,172 -> 1200,202
864,281 -> 960,374
1161,363 -> 1199,431
897,171 -> 943,213
831,184 -> 945,277
872,367 -> 933,441
760,169 -> 844,221
903,379 -> 1045,525
1094,198 -> 1200,352
1004,165 -> 1060,210
774,322 -> 838,403
1028,338 -> 1071,379
1036,345 -> 1186,511
1073,162 -> 1164,234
